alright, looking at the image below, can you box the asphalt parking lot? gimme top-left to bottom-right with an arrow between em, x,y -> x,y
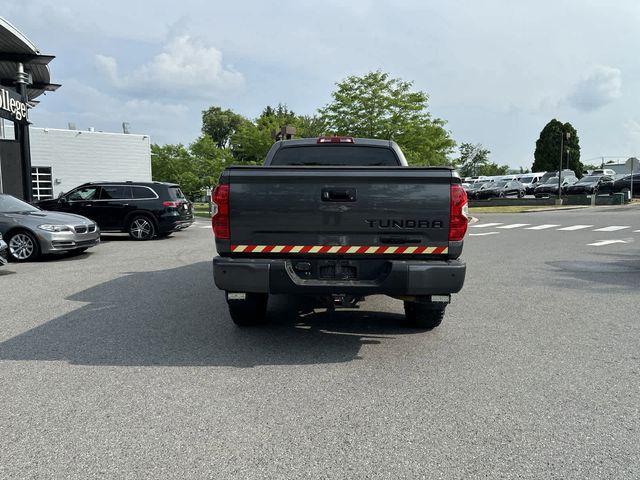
1,205 -> 639,479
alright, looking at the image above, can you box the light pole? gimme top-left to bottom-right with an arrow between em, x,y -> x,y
558,131 -> 570,201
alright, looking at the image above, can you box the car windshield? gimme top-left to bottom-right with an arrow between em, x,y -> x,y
520,176 -> 533,183
0,195 -> 40,213
492,181 -> 508,188
544,177 -> 559,184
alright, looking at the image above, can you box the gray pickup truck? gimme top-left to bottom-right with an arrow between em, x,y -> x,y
212,136 -> 468,329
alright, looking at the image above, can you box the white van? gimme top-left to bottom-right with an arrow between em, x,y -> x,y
518,172 -> 545,194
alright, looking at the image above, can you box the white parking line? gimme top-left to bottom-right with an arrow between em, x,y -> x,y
469,232 -> 500,236
469,223 -> 503,228
496,224 -> 530,229
557,225 -> 593,231
588,239 -> 628,247
525,224 -> 561,230
593,226 -> 630,232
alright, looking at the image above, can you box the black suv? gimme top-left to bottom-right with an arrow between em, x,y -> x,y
36,182 -> 193,240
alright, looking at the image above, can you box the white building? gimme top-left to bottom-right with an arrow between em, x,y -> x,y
28,127 -> 152,199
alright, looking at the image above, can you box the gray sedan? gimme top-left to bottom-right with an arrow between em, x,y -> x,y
0,194 -> 100,262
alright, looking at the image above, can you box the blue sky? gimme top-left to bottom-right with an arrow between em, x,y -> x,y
3,0 -> 640,169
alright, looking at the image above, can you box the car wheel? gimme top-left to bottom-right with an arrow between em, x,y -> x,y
499,191 -> 505,198
518,190 -> 524,198
128,215 -> 156,240
7,230 -> 40,262
227,293 -> 269,327
403,301 -> 445,330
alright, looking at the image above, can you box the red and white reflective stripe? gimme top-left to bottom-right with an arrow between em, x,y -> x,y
231,245 -> 448,255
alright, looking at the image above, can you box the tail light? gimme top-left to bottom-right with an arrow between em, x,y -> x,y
162,201 -> 179,207
212,184 -> 230,240
449,184 -> 469,241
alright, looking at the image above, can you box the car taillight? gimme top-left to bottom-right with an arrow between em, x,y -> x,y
212,184 -> 230,240
449,184 -> 469,241
162,201 -> 179,207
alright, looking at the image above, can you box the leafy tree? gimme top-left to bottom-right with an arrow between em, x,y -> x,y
532,119 -> 582,173
190,135 -> 235,186
151,136 -> 236,198
296,115 -> 327,138
231,103 -> 300,163
151,143 -> 201,198
455,142 -> 490,177
319,70 -> 455,165
201,106 -> 247,148
479,163 -> 510,176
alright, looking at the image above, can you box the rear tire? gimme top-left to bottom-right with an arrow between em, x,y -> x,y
227,293 -> 269,327
404,301 -> 445,330
128,215 -> 156,240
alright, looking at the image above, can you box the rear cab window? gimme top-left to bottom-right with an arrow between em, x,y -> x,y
270,145 -> 400,166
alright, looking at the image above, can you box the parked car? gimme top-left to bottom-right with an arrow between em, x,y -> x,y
534,176 -> 579,197
464,181 -> 489,196
0,232 -> 7,266
565,175 -> 615,195
612,173 -> 640,196
0,193 -> 100,262
473,180 -> 526,199
538,169 -> 577,186
36,182 -> 194,240
518,172 -> 545,195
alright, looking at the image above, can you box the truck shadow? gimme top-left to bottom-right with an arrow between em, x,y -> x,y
0,262 -> 418,368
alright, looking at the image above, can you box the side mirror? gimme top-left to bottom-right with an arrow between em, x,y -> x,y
59,196 -> 67,203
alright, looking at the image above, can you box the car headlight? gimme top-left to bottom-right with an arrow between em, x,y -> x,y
38,224 -> 72,232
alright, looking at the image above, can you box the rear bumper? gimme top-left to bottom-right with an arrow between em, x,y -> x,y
213,256 -> 466,296
157,216 -> 194,233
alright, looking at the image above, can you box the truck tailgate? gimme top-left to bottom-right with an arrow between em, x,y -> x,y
222,166 -> 453,256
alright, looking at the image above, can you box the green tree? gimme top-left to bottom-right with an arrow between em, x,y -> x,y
151,143 -> 201,198
455,142 -> 490,177
532,119 -> 582,173
479,163 -> 510,176
231,104 -> 301,163
319,70 -> 455,165
190,134 -> 235,186
201,106 -> 247,148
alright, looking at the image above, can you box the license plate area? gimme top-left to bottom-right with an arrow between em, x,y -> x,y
288,259 -> 392,282
318,260 -> 358,280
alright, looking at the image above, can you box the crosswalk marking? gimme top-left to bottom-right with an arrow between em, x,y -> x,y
525,224 -> 561,230
496,223 -> 530,229
557,225 -> 593,231
593,226 -> 630,232
470,223 -> 503,228
588,240 -> 628,247
469,232 -> 500,236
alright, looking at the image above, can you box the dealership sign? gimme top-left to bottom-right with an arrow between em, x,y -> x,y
0,87 -> 28,123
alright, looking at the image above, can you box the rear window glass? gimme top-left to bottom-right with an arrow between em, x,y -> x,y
270,146 -> 399,166
168,187 -> 186,200
131,186 -> 156,199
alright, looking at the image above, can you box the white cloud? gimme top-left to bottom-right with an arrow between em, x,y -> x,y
566,66 -> 622,111
96,35 -> 244,100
